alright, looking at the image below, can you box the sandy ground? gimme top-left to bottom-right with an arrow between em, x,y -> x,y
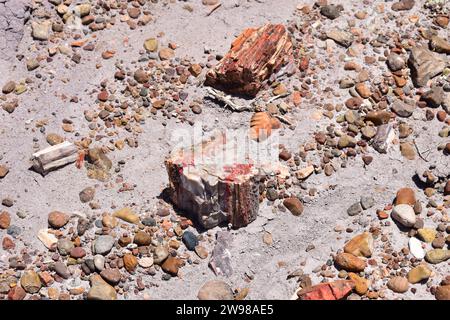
0,0 -> 449,300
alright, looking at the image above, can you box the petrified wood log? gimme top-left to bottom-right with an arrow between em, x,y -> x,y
165,133 -> 261,229
31,141 -> 78,175
205,23 -> 293,97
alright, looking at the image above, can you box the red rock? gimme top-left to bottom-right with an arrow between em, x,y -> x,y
0,211 -> 11,229
297,280 -> 355,300
38,272 -> 54,286
445,180 -> 450,196
70,247 -> 86,259
97,91 -> 108,102
8,286 -> 26,300
2,236 -> 15,250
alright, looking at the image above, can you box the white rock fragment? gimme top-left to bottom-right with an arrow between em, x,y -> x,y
391,204 -> 416,227
295,165 -> 314,180
37,229 -> 58,249
138,257 -> 154,268
409,237 -> 425,260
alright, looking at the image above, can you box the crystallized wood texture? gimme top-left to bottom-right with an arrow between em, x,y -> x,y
205,24 -> 293,97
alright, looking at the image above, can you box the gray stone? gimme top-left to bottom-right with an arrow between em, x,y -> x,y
387,53 -> 405,71
391,100 -> 415,117
209,231 -> 233,277
57,238 -> 74,256
326,29 -> 354,48
360,196 -> 375,210
93,235 -> 115,255
372,124 -> 395,154
197,280 -> 234,300
422,86 -> 445,108
320,4 -> 343,20
31,20 -> 52,41
347,202 -> 362,216
408,46 -> 446,87
53,262 -> 70,279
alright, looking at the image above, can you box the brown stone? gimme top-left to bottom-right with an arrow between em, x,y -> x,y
355,82 -> 371,98
159,48 -> 174,60
205,24 -> 293,97
0,211 -> 11,229
48,211 -> 69,229
334,253 -> 366,272
395,187 -> 416,205
161,256 -> 183,276
123,254 -> 138,273
283,197 -> 304,216
20,270 -> 42,294
8,286 -> 26,300
387,276 -> 409,293
189,64 -> 202,77
0,165 -> 9,179
133,231 -> 151,246
435,285 -> 450,300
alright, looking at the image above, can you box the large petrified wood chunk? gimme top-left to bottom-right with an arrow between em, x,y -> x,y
165,132 -> 263,229
205,23 -> 293,97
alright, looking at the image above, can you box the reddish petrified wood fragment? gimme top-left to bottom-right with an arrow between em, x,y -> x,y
205,24 -> 293,97
297,280 -> 355,300
165,133 -> 260,229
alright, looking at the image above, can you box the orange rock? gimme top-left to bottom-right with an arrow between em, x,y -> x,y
292,91 -> 301,106
377,210 -> 389,220
102,50 -> 115,59
348,273 -> 368,295
161,256 -> 184,276
344,232 -> 373,258
71,39 -> 88,47
161,219 -> 172,231
395,187 -> 416,205
249,112 -> 280,142
297,280 -> 355,300
0,211 -> 11,229
123,253 -> 138,273
334,253 -> 366,272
